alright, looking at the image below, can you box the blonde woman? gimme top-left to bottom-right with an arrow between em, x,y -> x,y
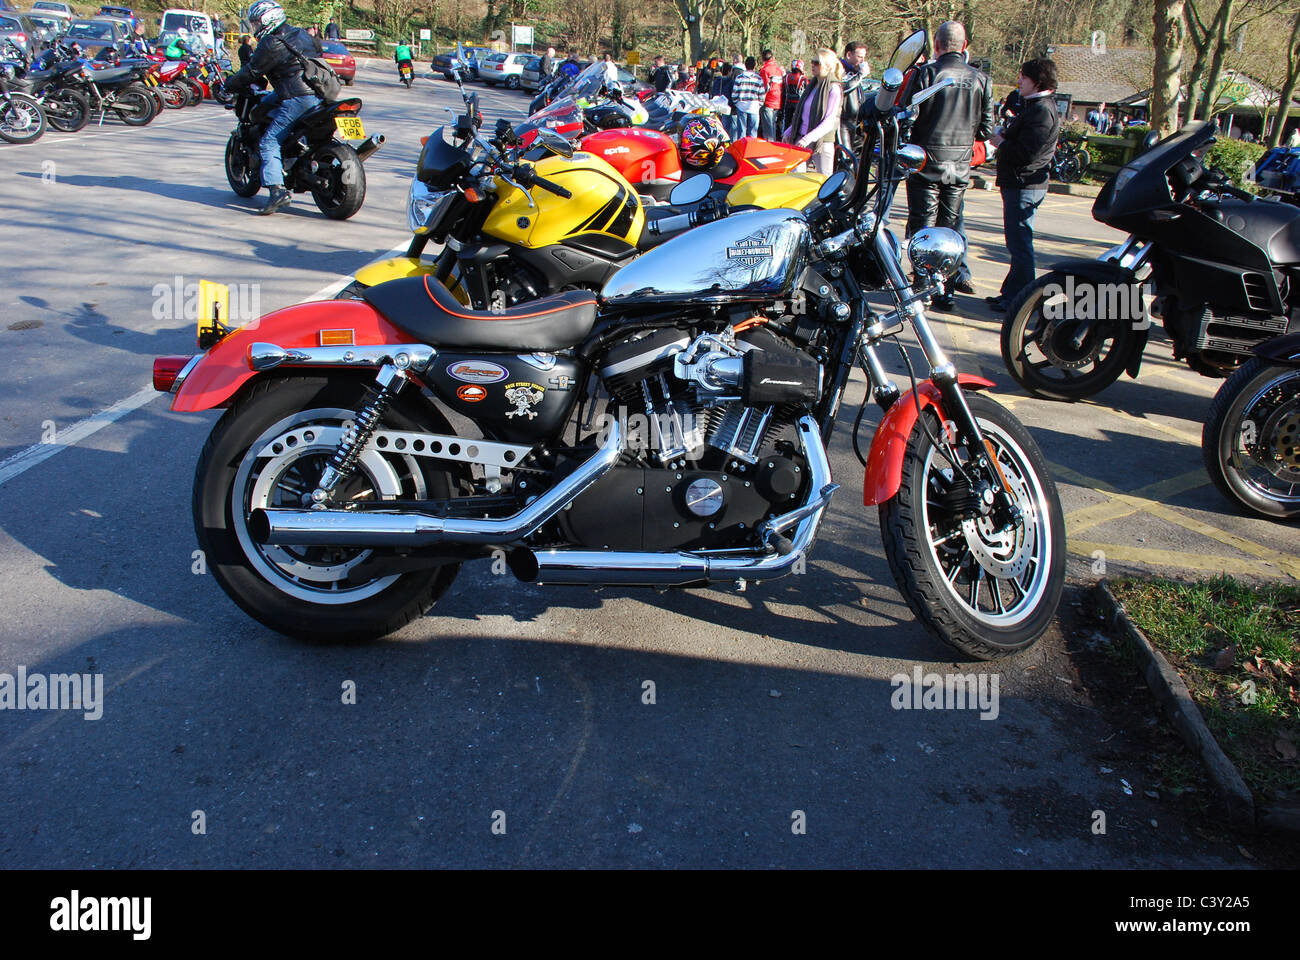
783,48 -> 844,174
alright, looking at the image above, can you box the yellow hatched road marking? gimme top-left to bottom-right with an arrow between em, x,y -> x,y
1069,540 -> 1278,577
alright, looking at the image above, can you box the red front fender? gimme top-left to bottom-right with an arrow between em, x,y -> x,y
170,300 -> 409,412
862,375 -> 995,506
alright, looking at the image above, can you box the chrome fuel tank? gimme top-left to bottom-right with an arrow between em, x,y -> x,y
600,208 -> 810,307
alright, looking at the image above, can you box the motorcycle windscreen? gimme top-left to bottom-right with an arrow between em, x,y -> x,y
1094,121 -> 1216,220
515,96 -> 584,145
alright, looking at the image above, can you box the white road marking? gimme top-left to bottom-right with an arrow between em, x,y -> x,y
0,238 -> 414,489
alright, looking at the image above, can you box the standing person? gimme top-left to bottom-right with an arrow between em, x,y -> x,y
986,58 -> 1062,313
780,58 -> 807,134
1288,126 -> 1300,148
539,45 -> 556,81
601,51 -> 618,86
838,40 -> 870,158
902,20 -> 992,308
697,59 -> 714,104
715,61 -> 735,137
672,63 -> 690,90
783,48 -> 844,174
237,33 -> 254,69
224,0 -> 323,215
841,40 -> 869,77
731,56 -> 764,138
650,54 -> 672,93
758,49 -> 784,140
325,18 -> 340,41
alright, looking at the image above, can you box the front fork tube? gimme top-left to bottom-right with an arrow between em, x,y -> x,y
867,227 -> 1022,526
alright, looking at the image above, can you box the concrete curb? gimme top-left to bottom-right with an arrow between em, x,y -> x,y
1048,181 -> 1103,198
1093,580 -> 1258,831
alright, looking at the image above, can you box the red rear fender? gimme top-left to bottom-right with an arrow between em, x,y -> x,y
170,300 -> 409,412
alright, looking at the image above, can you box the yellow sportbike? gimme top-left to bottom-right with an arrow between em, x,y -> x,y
338,118 -> 828,309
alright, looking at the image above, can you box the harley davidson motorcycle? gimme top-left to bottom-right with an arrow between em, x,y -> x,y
156,31 -> 1065,659
1001,122 -> 1299,401
1203,331 -> 1300,519
223,84 -> 384,220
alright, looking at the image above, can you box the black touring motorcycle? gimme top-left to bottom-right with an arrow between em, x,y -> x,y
1001,122 -> 1300,400
166,31 -> 1065,659
223,85 -> 385,219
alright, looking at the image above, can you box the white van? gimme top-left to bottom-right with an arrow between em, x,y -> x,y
159,8 -> 219,53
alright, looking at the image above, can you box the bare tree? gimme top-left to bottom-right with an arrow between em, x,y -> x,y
1266,7 -> 1300,146
1153,0 -> 1186,135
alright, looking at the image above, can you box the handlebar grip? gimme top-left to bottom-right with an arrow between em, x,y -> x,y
874,82 -> 896,112
532,175 -> 571,199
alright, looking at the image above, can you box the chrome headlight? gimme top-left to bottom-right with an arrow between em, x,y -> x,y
907,227 -> 965,280
407,179 -> 448,235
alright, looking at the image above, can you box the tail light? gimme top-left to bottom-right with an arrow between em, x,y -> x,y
153,356 -> 192,392
16,33 -> 26,44
335,100 -> 360,113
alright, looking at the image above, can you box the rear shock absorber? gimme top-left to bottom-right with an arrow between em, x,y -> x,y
309,364 -> 406,506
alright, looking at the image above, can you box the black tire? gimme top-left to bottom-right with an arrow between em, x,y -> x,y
333,279 -> 367,300
1057,152 -> 1083,183
183,79 -> 203,107
213,83 -> 234,105
343,77 -> 354,86
225,132 -> 261,197
112,85 -> 155,125
1202,357 -> 1300,520
193,376 -> 462,640
444,71 -> 454,82
1000,270 -> 1139,401
0,92 -> 46,143
44,88 -> 88,132
310,141 -> 366,220
160,81 -> 186,109
880,392 -> 1066,659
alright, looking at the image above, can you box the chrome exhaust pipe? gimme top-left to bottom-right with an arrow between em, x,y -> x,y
510,417 -> 836,587
249,419 -> 623,547
355,133 -> 385,162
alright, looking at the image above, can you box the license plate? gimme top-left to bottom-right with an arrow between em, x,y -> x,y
200,66 -> 209,77
335,117 -> 365,139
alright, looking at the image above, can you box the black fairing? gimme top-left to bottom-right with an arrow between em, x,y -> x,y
1257,331 -> 1300,365
417,125 -> 473,188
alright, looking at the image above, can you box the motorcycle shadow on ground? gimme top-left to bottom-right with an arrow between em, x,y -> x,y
0,404 -> 959,665
14,170 -> 294,215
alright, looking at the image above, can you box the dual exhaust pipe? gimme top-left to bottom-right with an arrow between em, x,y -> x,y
249,417 -> 835,587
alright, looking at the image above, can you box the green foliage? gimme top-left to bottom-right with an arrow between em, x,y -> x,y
1205,137 -> 1267,191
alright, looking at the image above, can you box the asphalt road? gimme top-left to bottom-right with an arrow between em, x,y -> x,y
0,59 -> 1285,867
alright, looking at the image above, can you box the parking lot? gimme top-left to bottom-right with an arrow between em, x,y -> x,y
0,58 -> 1292,867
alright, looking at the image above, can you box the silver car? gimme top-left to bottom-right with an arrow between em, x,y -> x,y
30,0 -> 73,14
477,51 -> 530,89
0,12 -> 51,55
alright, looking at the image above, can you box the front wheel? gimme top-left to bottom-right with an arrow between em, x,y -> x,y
112,85 -> 155,125
310,141 -> 366,220
1202,358 -> 1300,519
0,93 -> 46,143
194,376 -> 462,640
225,132 -> 261,197
44,88 -> 88,132
1000,271 -> 1139,401
880,393 -> 1066,659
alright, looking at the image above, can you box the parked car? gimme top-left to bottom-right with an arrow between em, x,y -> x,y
430,44 -> 490,81
320,39 -> 355,85
98,5 -> 134,16
30,0 -> 71,12
478,50 -> 530,89
519,53 -> 543,90
0,12 -> 52,55
62,16 -> 130,56
24,11 -> 69,38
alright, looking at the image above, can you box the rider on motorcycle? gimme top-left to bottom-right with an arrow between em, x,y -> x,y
394,39 -> 413,80
164,35 -> 192,60
224,0 -> 322,216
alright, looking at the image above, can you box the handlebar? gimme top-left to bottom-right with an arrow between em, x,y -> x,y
528,173 -> 571,199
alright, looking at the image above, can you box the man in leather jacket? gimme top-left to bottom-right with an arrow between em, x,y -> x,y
902,21 -> 992,308
225,0 -> 322,215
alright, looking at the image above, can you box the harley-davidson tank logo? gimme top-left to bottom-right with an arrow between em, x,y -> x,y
456,384 -> 487,402
503,382 -> 545,419
447,361 -> 509,384
726,232 -> 775,266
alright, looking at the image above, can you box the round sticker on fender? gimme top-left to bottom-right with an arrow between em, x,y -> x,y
447,360 -> 509,383
456,384 -> 487,402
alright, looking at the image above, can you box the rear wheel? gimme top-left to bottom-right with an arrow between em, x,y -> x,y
1203,358 -> 1300,519
0,93 -> 46,143
44,88 -> 88,132
182,79 -> 203,107
225,132 -> 261,197
160,81 -> 187,109
506,75 -> 520,90
112,85 -> 155,125
1057,151 -> 1083,183
310,141 -> 366,220
1000,270 -> 1138,401
194,376 -> 463,640
880,393 -> 1066,659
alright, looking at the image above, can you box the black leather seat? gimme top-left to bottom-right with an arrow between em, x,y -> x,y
89,66 -> 132,84
361,275 -> 599,351
1204,198 -> 1300,265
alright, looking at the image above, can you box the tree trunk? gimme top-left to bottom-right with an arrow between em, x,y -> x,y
833,0 -> 844,56
1267,9 -> 1300,147
1196,0 -> 1236,121
1152,0 -> 1186,137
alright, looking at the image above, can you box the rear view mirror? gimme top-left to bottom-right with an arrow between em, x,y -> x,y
889,30 -> 927,72
817,169 -> 848,203
669,172 -> 712,206
537,129 -> 573,157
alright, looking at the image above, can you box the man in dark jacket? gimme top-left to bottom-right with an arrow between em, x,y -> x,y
226,0 -> 322,215
650,55 -> 672,93
539,46 -> 556,80
237,34 -> 254,69
986,57 -> 1061,312
903,21 -> 992,308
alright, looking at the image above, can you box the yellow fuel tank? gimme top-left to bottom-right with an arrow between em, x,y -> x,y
482,151 -> 645,249
726,171 -> 826,211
